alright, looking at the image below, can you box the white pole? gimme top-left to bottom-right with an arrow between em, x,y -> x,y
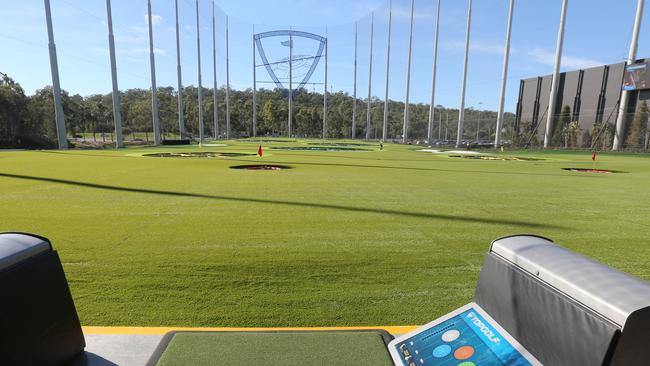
438,108 -> 442,140
175,0 -> 185,138
476,107 -> 481,141
427,0 -> 441,144
382,0 -> 393,142
495,0 -> 515,148
352,22 -> 358,139
366,13 -> 374,140
402,0 -> 415,144
445,110 -> 449,140
105,0 -> 123,148
252,27 -> 257,138
543,0 -> 568,148
212,1 -> 219,139
613,0 -> 645,150
288,31 -> 293,138
147,0 -> 161,145
323,30 -> 329,139
225,16 -> 231,139
44,0 -> 68,149
196,0 -> 204,144
456,0 -> 472,148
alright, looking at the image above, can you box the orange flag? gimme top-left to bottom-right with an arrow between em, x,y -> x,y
592,151 -> 597,161
258,145 -> 263,157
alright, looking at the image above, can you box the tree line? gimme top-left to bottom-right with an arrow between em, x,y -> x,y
1,72 -> 514,148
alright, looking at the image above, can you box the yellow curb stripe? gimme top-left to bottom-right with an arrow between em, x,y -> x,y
82,325 -> 418,336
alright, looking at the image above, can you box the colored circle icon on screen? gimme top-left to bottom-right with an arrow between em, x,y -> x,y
432,345 -> 452,358
454,346 -> 475,360
457,362 -> 476,366
441,329 -> 460,342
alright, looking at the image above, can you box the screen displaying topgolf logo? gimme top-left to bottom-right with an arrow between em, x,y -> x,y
392,306 -> 535,365
466,311 -> 501,343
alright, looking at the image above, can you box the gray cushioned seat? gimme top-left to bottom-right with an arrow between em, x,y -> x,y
0,233 -> 50,271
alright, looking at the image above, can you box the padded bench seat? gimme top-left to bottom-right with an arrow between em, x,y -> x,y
0,233 -> 51,271
0,232 -> 85,366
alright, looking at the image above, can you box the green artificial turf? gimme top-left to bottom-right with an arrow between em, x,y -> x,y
155,331 -> 393,366
1,139 -> 650,327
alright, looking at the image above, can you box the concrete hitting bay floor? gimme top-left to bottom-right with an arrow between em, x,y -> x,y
70,334 -> 163,366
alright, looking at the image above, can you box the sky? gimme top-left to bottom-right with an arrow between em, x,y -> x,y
1,0 -> 648,113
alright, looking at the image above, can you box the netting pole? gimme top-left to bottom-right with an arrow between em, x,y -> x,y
147,0 -> 161,145
352,22 -> 358,139
382,0 -> 393,142
366,13 -> 374,140
196,0 -> 204,144
252,26 -> 256,138
175,0 -> 185,138
288,31 -> 293,138
44,0 -> 68,149
495,0 -> 515,148
543,0 -> 568,149
456,0 -> 472,148
225,16 -> 231,139
402,0 -> 415,143
212,1 -> 219,139
427,0 -> 441,144
323,29 -> 328,139
105,0 -> 123,148
613,0 -> 645,150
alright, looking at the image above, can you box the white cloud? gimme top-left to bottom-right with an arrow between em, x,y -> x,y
443,40 -> 506,55
145,14 -> 162,25
443,40 -> 604,70
525,48 -> 603,70
391,5 -> 435,21
97,47 -> 169,58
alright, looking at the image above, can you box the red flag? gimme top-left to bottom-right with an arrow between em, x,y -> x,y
258,145 -> 263,157
592,151 -> 597,161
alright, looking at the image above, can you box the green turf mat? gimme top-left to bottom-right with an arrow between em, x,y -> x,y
152,331 -> 394,366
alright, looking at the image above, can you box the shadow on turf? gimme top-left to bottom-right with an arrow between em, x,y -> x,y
37,151 -> 599,179
223,157 -> 600,178
0,172 -> 560,229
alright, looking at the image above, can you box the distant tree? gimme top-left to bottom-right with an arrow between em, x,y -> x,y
0,74 -> 27,144
552,105 -> 571,147
581,129 -> 591,148
625,101 -> 649,149
562,121 -> 581,148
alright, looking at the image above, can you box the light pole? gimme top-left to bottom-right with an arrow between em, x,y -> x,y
476,102 -> 482,142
